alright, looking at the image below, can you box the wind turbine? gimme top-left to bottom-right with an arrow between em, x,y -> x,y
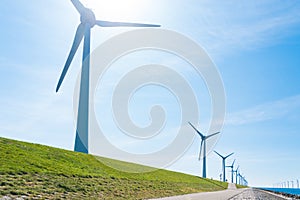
242,176 -> 246,186
188,122 -> 220,178
240,174 -> 244,185
56,0 -> 160,153
237,173 -> 241,185
238,173 -> 244,185
233,165 -> 239,184
226,159 -> 235,183
214,151 -> 234,182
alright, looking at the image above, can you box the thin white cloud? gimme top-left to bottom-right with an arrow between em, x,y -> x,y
185,0 -> 300,56
225,95 -> 300,126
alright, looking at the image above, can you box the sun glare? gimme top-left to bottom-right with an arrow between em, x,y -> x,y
81,0 -> 148,21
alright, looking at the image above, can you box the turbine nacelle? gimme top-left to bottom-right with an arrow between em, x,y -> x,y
80,8 -> 97,27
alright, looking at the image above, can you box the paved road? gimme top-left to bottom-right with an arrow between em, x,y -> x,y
149,183 -> 289,200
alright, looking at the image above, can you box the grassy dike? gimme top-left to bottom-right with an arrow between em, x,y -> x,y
0,137 -> 228,199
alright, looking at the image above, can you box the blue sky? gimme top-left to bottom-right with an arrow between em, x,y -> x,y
0,0 -> 300,187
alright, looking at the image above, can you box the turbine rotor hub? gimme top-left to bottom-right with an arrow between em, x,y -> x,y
80,8 -> 96,27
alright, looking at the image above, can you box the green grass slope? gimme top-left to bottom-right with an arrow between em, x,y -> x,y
0,137 -> 228,199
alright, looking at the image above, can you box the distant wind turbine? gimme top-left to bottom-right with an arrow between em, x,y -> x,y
226,159 -> 235,183
242,176 -> 246,186
238,173 -> 242,185
56,0 -> 160,153
233,166 -> 240,184
233,165 -> 239,184
188,122 -> 220,178
214,151 -> 234,182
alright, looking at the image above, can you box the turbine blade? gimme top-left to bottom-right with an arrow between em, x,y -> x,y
56,23 -> 85,92
71,0 -> 86,14
96,20 -> 161,27
214,150 -> 223,158
188,122 -> 205,138
225,152 -> 234,159
199,140 -> 204,160
188,122 -> 199,133
232,159 -> 236,166
206,131 -> 220,139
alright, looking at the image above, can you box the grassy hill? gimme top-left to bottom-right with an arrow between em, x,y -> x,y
0,137 -> 228,199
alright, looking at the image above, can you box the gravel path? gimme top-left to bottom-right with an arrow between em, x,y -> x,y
149,184 -> 292,200
229,188 -> 290,200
